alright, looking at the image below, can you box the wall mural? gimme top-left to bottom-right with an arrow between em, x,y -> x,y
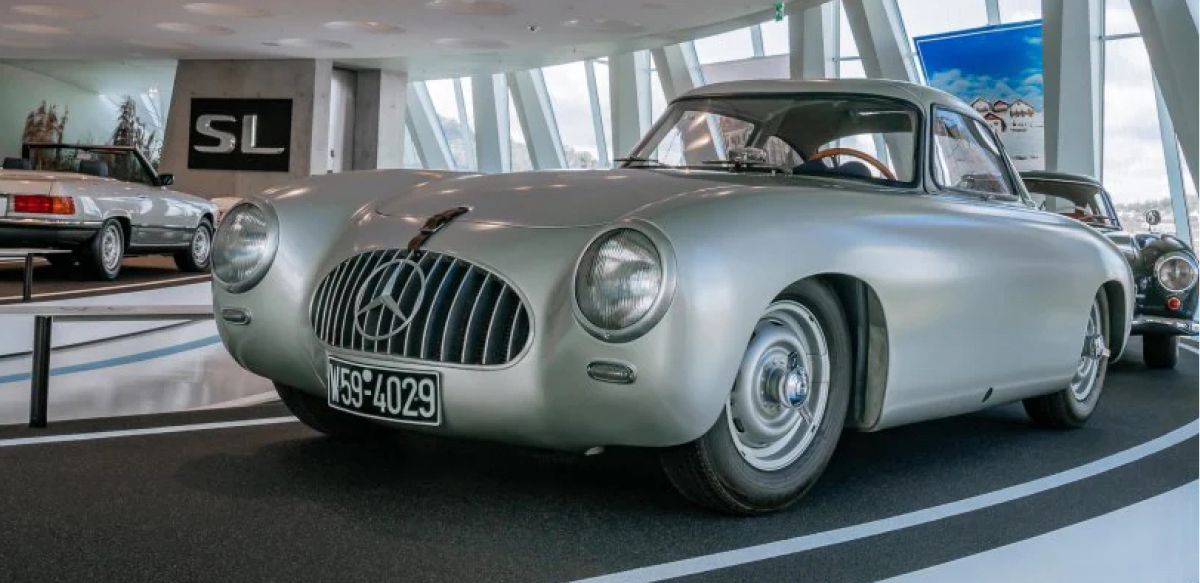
915,21 -> 1045,171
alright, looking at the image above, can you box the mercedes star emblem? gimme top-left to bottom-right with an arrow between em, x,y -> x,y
352,258 -> 429,341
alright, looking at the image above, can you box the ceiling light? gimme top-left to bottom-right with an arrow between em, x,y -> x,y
322,21 -> 404,34
425,0 -> 516,16
183,3 -> 271,18
434,38 -> 510,49
2,23 -> 72,34
129,39 -> 195,50
10,5 -> 98,19
268,38 -> 353,49
155,22 -> 236,35
561,18 -> 644,33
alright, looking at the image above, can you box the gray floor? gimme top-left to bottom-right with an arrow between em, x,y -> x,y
0,338 -> 1194,583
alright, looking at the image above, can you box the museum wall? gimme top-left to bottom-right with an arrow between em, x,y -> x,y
0,62 -> 122,161
158,59 -> 333,199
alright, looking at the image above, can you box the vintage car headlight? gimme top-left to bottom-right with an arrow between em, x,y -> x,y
574,225 -> 676,342
212,199 -> 279,293
1155,253 -> 1198,293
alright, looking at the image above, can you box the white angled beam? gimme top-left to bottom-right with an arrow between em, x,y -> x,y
609,52 -> 652,158
453,78 -> 476,171
789,1 -> 837,79
1155,79 -> 1194,243
841,0 -> 917,81
506,69 -> 566,170
471,73 -> 510,174
651,43 -> 721,163
1130,0 -> 1199,189
405,81 -> 453,170
1043,0 -> 1103,177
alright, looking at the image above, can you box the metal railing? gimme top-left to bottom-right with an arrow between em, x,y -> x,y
0,304 -> 214,427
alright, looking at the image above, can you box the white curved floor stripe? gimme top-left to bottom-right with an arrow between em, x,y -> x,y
878,480 -> 1198,583
566,420 -> 1200,583
0,416 -> 296,448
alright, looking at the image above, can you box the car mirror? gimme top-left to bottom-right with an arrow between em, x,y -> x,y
1145,209 -> 1161,227
157,174 -> 175,187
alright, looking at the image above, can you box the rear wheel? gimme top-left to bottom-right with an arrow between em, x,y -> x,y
659,280 -> 851,515
83,220 -> 124,281
1024,291 -> 1110,428
1142,334 -> 1178,370
174,220 -> 213,272
275,382 -> 392,441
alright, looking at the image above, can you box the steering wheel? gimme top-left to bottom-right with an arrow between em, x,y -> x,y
806,147 -> 896,181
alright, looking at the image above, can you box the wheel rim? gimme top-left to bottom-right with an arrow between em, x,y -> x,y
726,300 -> 831,472
192,227 -> 211,264
101,225 -> 122,271
1070,300 -> 1108,402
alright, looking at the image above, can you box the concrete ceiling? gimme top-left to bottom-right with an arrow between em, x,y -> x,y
0,0 -> 807,79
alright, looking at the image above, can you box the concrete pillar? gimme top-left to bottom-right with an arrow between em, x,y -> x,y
609,52 -> 651,158
160,59 -> 332,198
472,73 -> 511,174
1130,0 -> 1199,189
352,69 -> 407,170
790,1 -> 837,79
1043,0 -> 1103,177
842,0 -> 917,81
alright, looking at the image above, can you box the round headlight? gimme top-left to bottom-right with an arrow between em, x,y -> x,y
574,227 -> 674,341
1155,254 -> 1198,293
212,200 -> 278,293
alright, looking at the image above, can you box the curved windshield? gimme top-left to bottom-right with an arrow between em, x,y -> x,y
627,95 -> 920,185
1023,178 -> 1120,228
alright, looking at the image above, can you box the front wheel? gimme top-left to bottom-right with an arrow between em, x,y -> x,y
659,280 -> 852,515
275,383 -> 393,441
174,220 -> 213,272
1142,334 -> 1178,370
1024,291 -> 1110,429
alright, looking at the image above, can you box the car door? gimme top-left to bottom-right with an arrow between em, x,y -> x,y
916,107 -> 1090,410
115,150 -> 189,247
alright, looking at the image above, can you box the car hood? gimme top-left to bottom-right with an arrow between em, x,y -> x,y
374,169 -> 754,228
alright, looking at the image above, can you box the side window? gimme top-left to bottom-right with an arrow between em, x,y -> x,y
930,108 -> 1015,197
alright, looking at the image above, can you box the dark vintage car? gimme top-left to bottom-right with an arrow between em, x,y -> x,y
1022,171 -> 1197,369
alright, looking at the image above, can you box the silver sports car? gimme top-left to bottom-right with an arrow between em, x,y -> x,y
0,143 -> 218,280
211,79 -> 1134,514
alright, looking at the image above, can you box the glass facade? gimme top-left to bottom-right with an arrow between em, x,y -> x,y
398,0 -> 1194,250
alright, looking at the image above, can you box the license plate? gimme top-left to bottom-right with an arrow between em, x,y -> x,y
325,357 -> 441,426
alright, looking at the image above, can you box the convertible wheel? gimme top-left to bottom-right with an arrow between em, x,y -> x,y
174,220 -> 213,273
84,220 -> 124,281
1024,291 -> 1110,429
660,280 -> 851,515
275,382 -> 392,441
1142,334 -> 1178,370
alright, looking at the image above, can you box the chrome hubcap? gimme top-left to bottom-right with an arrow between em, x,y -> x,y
192,227 -> 211,264
101,225 -> 121,271
727,301 -> 830,472
1070,301 -> 1107,402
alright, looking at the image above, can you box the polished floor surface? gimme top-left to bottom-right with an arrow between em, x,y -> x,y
0,255 -> 207,304
0,338 -> 1195,582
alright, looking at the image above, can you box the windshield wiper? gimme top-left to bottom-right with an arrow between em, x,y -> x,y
614,156 -> 670,168
693,159 -> 791,174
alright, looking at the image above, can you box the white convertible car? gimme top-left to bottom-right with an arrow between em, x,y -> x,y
0,143 -> 218,280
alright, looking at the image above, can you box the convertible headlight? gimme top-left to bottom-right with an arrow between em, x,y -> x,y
574,226 -> 675,342
212,200 -> 278,293
1155,254 -> 1198,293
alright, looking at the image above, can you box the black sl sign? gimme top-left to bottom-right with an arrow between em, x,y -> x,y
188,98 -> 292,172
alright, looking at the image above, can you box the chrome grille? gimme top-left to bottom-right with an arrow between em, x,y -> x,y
310,249 -> 531,366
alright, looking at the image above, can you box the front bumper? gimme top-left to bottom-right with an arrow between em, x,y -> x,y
0,217 -> 101,247
1131,315 -> 1198,336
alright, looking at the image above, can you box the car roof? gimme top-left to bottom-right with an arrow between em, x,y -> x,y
678,79 -> 971,112
1019,170 -> 1103,186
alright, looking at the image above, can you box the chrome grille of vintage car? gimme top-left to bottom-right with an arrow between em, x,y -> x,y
309,249 -> 531,366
